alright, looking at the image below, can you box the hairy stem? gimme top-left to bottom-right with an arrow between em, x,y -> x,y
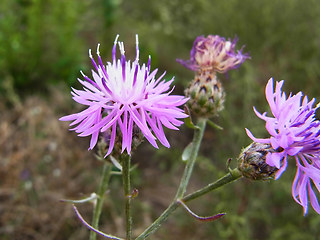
135,202 -> 179,240
183,168 -> 242,202
90,162 -> 112,240
135,168 -> 242,240
175,118 -> 207,198
135,119 -> 207,239
122,154 -> 132,240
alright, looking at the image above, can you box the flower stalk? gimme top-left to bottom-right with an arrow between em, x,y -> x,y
175,118 -> 207,198
90,161 -> 112,240
135,168 -> 242,240
182,168 -> 242,202
136,118 -> 206,239
121,154 -> 133,240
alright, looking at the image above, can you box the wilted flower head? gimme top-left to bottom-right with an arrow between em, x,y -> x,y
177,35 -> 249,73
60,35 -> 188,156
238,142 -> 278,181
246,78 -> 320,215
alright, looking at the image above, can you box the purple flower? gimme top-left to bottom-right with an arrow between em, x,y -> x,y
246,78 -> 320,215
60,35 -> 188,156
177,35 -> 249,73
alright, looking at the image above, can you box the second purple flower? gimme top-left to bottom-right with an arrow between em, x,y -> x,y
177,35 -> 249,73
177,34 -> 249,118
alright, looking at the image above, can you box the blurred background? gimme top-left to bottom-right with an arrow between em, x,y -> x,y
1,0 -> 320,239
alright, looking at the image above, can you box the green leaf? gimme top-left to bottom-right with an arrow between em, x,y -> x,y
184,116 -> 199,129
207,119 -> 223,130
110,155 -> 122,171
184,106 -> 199,129
60,193 -> 98,204
182,142 -> 194,161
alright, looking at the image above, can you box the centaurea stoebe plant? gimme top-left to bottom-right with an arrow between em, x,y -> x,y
60,35 -> 188,157
245,78 -> 320,214
177,35 -> 249,118
59,34 -> 317,240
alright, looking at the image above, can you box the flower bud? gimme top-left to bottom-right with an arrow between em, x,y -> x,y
185,71 -> 225,118
237,142 -> 278,180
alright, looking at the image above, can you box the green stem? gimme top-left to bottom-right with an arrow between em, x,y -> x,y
135,202 -> 179,240
90,162 -> 112,240
135,168 -> 242,240
183,168 -> 242,202
122,154 -> 132,240
135,119 -> 207,240
175,118 -> 207,199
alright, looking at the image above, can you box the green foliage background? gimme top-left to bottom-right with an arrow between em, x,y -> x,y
1,0 -> 320,239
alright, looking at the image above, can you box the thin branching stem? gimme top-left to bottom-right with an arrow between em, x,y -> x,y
182,168 -> 242,202
135,118 -> 207,239
122,154 -> 133,240
90,161 -> 112,240
135,168 -> 242,240
175,118 -> 207,199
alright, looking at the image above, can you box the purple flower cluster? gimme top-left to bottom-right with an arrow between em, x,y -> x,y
177,35 -> 249,73
60,35 -> 188,156
246,78 -> 320,215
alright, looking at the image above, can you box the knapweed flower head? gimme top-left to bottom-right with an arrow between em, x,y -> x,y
177,35 -> 249,73
246,78 -> 320,215
60,35 -> 188,157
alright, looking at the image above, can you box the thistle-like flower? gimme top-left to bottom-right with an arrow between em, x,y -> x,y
177,35 -> 249,73
60,35 -> 188,156
246,78 -> 320,215
177,35 -> 249,118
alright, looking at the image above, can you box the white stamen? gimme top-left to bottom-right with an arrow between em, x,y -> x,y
89,49 -> 93,58
80,70 -> 86,77
148,55 -> 151,68
225,41 -> 231,51
114,34 -> 120,45
96,43 -> 100,55
118,42 -> 125,55
135,34 -> 139,62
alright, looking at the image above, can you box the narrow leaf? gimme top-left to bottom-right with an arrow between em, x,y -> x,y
60,193 -> 98,204
184,106 -> 199,129
178,200 -> 226,222
182,142 -> 194,161
73,205 -> 124,240
110,155 -> 122,171
207,119 -> 223,130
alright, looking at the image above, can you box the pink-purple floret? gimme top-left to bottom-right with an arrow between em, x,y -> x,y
60,35 -> 188,157
177,35 -> 249,73
246,78 -> 320,215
